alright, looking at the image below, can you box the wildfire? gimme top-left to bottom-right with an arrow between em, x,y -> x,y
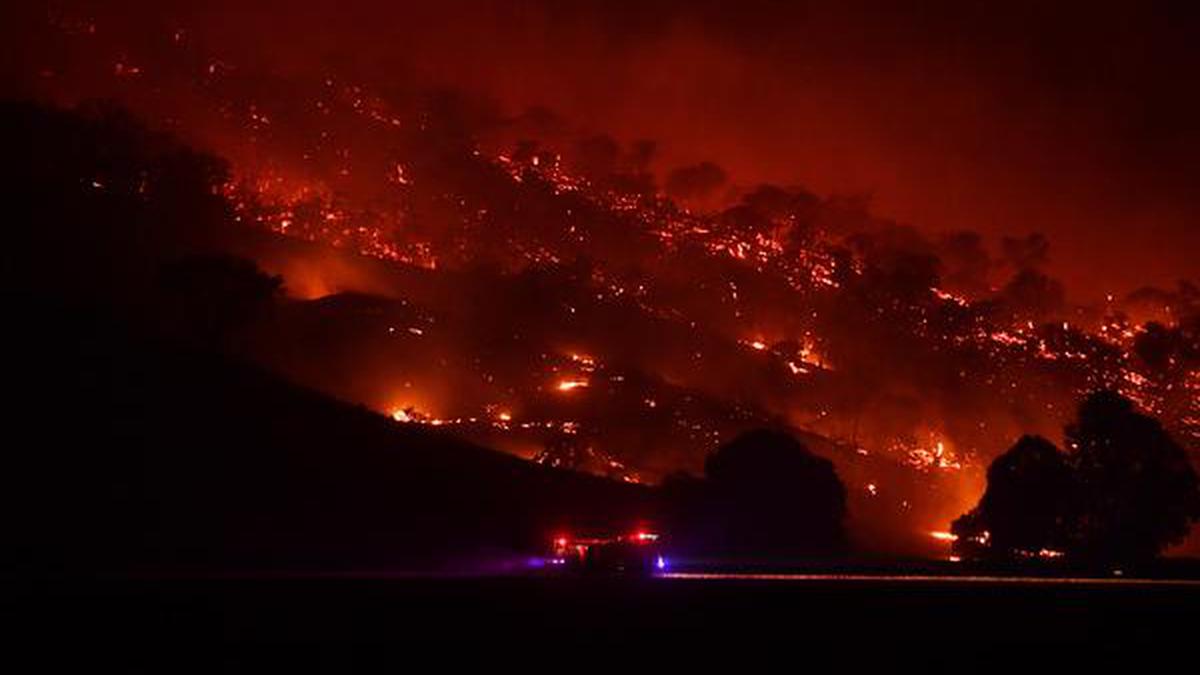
30,12 -> 1200,552
899,439 -> 965,472
556,379 -> 590,392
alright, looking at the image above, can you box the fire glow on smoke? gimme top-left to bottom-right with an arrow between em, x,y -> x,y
20,7 -> 1200,550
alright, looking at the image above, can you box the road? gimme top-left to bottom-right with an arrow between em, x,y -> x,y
8,573 -> 1199,670
661,570 -> 1200,586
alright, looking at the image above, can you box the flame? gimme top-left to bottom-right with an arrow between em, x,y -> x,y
556,379 -> 589,392
28,16 -> 1199,555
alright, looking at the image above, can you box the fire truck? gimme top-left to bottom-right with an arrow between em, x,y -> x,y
546,531 -> 667,574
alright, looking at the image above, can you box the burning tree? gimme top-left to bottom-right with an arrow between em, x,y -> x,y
532,431 -> 639,483
11,13 -> 1200,554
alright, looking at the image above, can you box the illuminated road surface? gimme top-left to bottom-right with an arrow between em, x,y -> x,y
658,571 -> 1200,586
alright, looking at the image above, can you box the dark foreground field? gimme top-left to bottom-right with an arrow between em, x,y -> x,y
8,574 -> 1200,671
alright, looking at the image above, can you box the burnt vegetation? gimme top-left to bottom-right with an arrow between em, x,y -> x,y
1,91 -> 1198,571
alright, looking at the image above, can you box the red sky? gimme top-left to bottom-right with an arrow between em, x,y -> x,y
9,1 -> 1200,298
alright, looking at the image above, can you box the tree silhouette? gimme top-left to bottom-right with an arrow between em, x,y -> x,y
664,161 -> 728,204
1132,317 -> 1200,444
1066,390 -> 1200,563
953,391 -> 1200,564
698,428 -> 846,556
996,267 -> 1066,322
952,435 -> 1072,559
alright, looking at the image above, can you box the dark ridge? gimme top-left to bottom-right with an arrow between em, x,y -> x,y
3,292 -> 651,576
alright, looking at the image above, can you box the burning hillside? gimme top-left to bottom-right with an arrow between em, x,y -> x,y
5,6 -> 1198,555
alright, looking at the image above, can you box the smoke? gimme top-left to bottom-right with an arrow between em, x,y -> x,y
937,231 -> 991,297
1000,233 -> 1051,272
5,2 -> 1198,555
10,0 -> 1200,296
664,161 -> 728,207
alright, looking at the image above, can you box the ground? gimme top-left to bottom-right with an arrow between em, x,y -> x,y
9,574 -> 1199,670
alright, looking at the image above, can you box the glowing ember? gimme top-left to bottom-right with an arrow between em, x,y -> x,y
902,439 -> 965,472
24,12 -> 1200,557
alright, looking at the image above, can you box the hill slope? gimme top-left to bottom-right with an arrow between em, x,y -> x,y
4,294 -> 650,575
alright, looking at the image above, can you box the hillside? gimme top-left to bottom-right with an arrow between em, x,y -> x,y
4,293 -> 651,575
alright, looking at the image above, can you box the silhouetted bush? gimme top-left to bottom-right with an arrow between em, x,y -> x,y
954,391 -> 1200,565
667,429 -> 846,558
952,435 -> 1072,559
1067,391 -> 1200,562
